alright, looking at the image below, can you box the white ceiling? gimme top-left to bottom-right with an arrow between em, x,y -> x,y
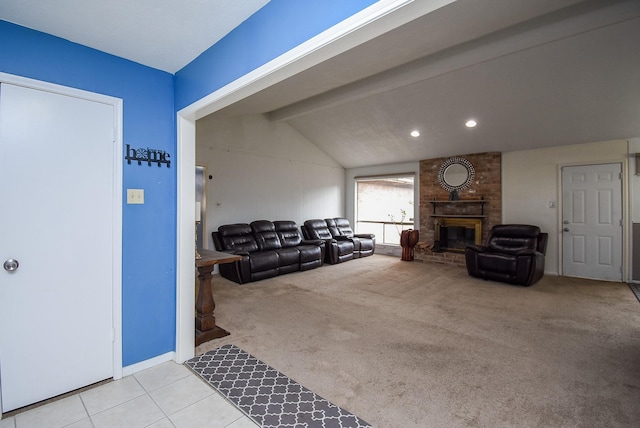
0,0 -> 269,73
2,0 -> 639,168
213,0 -> 640,168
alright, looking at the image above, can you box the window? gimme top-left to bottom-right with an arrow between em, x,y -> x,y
355,175 -> 414,245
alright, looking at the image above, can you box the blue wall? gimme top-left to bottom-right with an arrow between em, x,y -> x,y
0,0 -> 377,368
0,20 -> 177,367
175,0 -> 378,110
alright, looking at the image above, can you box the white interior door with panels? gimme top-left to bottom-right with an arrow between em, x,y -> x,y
562,163 -> 623,281
0,81 -> 118,412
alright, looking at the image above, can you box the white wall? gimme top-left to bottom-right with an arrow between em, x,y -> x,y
502,140 -> 630,276
196,114 -> 345,249
345,162 -> 420,256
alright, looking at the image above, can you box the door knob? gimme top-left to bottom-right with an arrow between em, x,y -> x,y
563,220 -> 569,224
563,228 -> 570,232
3,259 -> 19,272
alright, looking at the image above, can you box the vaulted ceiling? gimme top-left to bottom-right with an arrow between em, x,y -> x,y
3,0 -> 639,168
213,0 -> 640,168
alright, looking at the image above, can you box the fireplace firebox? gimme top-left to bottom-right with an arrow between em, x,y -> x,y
434,218 -> 482,253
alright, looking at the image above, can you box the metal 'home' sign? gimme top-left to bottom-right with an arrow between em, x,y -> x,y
125,144 -> 171,167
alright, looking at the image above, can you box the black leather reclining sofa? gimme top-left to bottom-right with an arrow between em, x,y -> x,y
212,220 -> 324,284
302,218 -> 375,264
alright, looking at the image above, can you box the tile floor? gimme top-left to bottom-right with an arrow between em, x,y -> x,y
0,361 -> 258,428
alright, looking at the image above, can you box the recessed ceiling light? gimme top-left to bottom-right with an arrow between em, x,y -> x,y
465,120 -> 477,128
410,130 -> 420,137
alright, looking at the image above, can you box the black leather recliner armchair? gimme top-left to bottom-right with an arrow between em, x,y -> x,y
465,224 -> 548,287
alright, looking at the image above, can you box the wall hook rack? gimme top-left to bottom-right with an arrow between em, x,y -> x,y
125,144 -> 171,167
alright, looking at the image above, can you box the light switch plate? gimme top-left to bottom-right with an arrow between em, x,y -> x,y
127,188 -> 144,204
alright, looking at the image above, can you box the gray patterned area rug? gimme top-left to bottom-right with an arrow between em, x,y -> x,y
186,344 -> 372,428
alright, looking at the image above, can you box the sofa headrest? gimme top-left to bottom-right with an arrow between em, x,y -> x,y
250,220 -> 275,234
303,219 -> 332,240
305,219 -> 327,228
324,218 -> 340,237
217,223 -> 258,253
333,217 -> 354,237
251,220 -> 282,251
218,223 -> 252,237
274,220 -> 297,232
488,224 -> 541,254
491,224 -> 540,237
274,221 -> 302,247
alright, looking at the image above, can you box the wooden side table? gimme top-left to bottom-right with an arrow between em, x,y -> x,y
195,249 -> 242,346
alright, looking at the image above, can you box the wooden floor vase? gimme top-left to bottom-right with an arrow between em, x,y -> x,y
400,229 -> 419,261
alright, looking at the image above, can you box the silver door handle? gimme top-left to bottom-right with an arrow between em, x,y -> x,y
563,228 -> 570,232
4,259 -> 19,272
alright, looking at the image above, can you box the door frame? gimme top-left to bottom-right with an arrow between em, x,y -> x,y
0,73 -> 124,385
174,0 -> 439,362
557,160 -> 631,281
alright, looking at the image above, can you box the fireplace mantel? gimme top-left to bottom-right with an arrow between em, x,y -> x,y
429,199 -> 486,216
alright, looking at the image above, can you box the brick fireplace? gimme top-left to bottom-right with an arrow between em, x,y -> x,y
416,152 -> 501,266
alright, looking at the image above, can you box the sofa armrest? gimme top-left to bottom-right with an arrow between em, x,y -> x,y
354,233 -> 375,239
514,249 -> 540,257
515,251 -> 546,286
516,250 -> 545,287
333,235 -> 351,241
224,250 -> 249,256
218,253 -> 252,284
301,239 -> 324,247
465,244 -> 489,253
465,245 -> 477,276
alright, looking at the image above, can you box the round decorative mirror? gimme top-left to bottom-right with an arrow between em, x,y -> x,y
437,157 -> 475,194
443,163 -> 468,187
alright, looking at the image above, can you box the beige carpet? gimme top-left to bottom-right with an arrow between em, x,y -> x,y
196,254 -> 640,427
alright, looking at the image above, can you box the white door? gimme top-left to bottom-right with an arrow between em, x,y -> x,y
562,163 -> 622,281
0,83 -> 115,412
